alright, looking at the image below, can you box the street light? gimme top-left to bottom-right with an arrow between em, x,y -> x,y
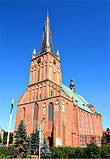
39,117 -> 45,159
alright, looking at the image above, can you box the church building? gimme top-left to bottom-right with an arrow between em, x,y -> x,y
15,11 -> 102,147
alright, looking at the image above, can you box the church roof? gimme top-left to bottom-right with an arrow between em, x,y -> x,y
37,9 -> 55,56
62,84 -> 96,114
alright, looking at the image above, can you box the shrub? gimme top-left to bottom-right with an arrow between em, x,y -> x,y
85,142 -> 100,158
0,146 -> 18,158
75,147 -> 87,158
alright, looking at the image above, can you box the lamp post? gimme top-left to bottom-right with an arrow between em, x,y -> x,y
7,99 -> 14,147
39,117 -> 45,159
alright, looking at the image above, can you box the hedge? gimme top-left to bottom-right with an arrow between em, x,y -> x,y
0,146 -> 18,158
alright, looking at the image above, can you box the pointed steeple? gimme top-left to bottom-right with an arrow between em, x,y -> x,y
37,9 -> 55,56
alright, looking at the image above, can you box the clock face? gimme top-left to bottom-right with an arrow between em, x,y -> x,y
37,58 -> 41,64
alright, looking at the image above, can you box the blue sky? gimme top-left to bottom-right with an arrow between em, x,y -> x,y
0,0 -> 109,132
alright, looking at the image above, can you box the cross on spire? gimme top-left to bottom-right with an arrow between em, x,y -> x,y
38,9 -> 55,56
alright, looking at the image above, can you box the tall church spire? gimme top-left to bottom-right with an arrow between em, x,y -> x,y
37,9 -> 55,56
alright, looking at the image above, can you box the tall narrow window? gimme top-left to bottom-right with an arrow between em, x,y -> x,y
41,65 -> 43,80
45,62 -> 47,79
79,110 -> 81,128
31,71 -> 33,83
84,112 -> 87,129
55,89 -> 57,96
87,115 -> 89,130
33,103 -> 39,126
32,88 -> 35,100
38,68 -> 40,81
40,85 -> 42,99
53,64 -> 56,73
93,116 -> 96,131
36,86 -> 39,100
44,84 -> 46,98
89,115 -> 93,133
34,67 -> 36,82
51,87 -> 53,96
48,102 -> 53,121
49,86 -> 50,97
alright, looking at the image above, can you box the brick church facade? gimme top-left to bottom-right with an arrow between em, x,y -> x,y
15,11 -> 102,147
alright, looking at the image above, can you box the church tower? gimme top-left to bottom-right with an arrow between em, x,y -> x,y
15,10 -> 63,146
29,10 -> 62,87
15,10 -> 102,147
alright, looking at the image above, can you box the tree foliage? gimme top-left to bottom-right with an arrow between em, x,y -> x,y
30,129 -> 39,155
41,138 -> 51,158
49,143 -> 110,159
0,146 -> 18,158
14,120 -> 28,157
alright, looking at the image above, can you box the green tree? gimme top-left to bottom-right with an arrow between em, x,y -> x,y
14,120 -> 27,157
85,142 -> 100,158
30,129 -> 39,155
40,138 -> 51,158
2,132 -> 13,145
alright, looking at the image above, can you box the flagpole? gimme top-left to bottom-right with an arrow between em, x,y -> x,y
7,99 -> 14,147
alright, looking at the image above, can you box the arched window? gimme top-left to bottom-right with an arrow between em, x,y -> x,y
48,102 -> 53,121
55,100 -> 59,111
33,103 -> 39,126
43,103 -> 46,114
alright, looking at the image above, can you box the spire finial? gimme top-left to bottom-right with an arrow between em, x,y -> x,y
37,10 -> 55,56
33,48 -> 36,54
47,8 -> 49,17
56,50 -> 59,55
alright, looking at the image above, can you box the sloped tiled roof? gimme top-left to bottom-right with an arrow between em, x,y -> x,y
62,84 -> 95,114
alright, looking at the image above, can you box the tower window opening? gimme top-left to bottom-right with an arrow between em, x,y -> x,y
40,86 -> 42,99
38,69 -> 40,81
36,87 -> 39,100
